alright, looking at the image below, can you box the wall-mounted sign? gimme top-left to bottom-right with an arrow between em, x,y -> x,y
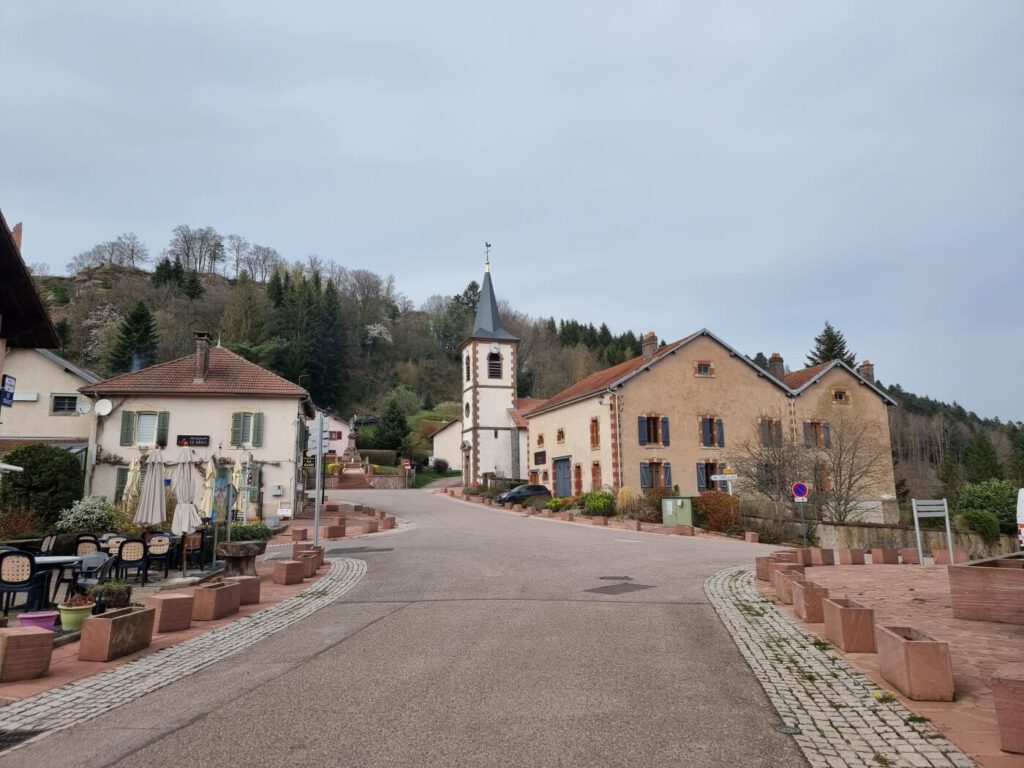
534,451 -> 546,465
176,435 -> 210,447
0,375 -> 15,408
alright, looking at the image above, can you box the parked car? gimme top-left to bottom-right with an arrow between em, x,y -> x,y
495,484 -> 552,505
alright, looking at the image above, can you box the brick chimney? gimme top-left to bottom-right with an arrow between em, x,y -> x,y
193,332 -> 212,383
856,359 -> 875,384
767,352 -> 785,380
11,222 -> 22,251
641,331 -> 658,360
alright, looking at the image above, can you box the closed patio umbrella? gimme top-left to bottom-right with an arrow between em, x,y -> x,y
121,457 -> 142,516
231,459 -> 244,520
134,450 -> 166,528
171,448 -> 203,578
198,458 -> 216,518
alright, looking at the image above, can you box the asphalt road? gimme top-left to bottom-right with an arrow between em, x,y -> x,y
3,491 -> 806,768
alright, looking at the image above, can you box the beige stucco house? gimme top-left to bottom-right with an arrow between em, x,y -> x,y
80,333 -> 314,519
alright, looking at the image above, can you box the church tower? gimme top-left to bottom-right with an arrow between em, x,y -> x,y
460,255 -> 519,486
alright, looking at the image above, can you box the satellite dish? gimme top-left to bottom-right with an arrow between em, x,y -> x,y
95,399 -> 113,416
76,400 -> 92,415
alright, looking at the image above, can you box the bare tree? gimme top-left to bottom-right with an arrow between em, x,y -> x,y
167,225 -> 224,273
66,233 -> 148,273
116,233 -> 148,268
245,244 -> 281,283
225,234 -> 250,278
815,410 -> 893,522
728,408 -> 813,507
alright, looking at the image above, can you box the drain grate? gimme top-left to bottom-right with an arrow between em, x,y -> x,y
774,725 -> 801,735
585,582 -> 654,595
0,729 -> 46,752
597,576 -> 633,581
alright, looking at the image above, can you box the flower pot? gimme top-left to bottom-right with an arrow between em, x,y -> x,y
792,581 -> 829,623
18,611 -> 58,631
192,582 -> 242,621
823,598 -> 876,653
933,548 -> 969,565
559,511 -> 573,522
591,516 -> 607,526
837,548 -> 865,565
78,606 -> 156,662
767,560 -> 804,584
755,557 -> 772,581
875,625 -> 954,701
871,548 -> 899,565
992,663 -> 1024,754
59,603 -> 95,632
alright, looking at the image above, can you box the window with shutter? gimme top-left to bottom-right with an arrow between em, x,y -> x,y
640,462 -> 652,489
135,413 -> 158,446
120,411 -> 135,446
638,416 -> 648,445
696,463 -> 707,492
590,418 -> 600,448
591,461 -> 601,490
823,422 -> 831,449
252,412 -> 264,447
760,420 -> 771,447
114,467 -> 129,503
803,422 -> 813,448
663,462 -> 672,488
487,352 -> 502,379
230,413 -> 244,446
715,419 -> 725,448
660,417 -> 670,446
156,411 -> 170,447
465,355 -> 471,382
701,418 -> 713,447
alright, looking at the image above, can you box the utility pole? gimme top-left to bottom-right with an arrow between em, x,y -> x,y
313,411 -> 324,548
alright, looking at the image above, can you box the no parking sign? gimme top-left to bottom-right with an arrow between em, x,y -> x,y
791,482 -> 809,503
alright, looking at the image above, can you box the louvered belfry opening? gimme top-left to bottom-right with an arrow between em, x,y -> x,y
488,351 -> 502,379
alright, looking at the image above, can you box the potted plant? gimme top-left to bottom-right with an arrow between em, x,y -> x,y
18,610 -> 59,630
89,579 -> 132,610
58,593 -> 96,631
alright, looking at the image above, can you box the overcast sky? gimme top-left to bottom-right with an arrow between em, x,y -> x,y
1,2 -> 1021,420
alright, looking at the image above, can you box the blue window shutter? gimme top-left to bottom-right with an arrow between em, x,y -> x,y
823,423 -> 832,449
663,462 -> 672,488
716,418 -> 725,448
701,418 -> 712,447
660,417 -> 670,446
696,463 -> 707,492
760,420 -> 770,447
638,416 -> 648,445
640,462 -> 651,489
803,422 -> 813,448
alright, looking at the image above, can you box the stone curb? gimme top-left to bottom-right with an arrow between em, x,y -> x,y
704,566 -> 975,768
0,557 -> 367,755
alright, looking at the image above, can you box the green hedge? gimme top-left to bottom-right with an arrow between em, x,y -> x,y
956,509 -> 1001,544
358,450 -> 398,466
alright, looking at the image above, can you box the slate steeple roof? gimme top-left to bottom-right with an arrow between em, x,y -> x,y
467,258 -> 518,342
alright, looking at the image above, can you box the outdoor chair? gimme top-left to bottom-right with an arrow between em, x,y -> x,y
113,539 -> 149,584
0,551 -> 48,615
144,534 -> 172,580
183,530 -> 207,571
74,552 -> 114,597
104,536 -> 127,556
23,533 -> 57,555
75,535 -> 101,556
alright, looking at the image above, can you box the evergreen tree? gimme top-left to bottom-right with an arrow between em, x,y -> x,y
376,398 -> 409,450
309,280 -> 347,410
806,321 -> 856,367
151,256 -> 174,287
221,273 -> 268,346
106,301 -> 158,374
935,455 -> 963,508
752,352 -> 769,371
267,269 -> 285,308
962,432 -> 1002,484
182,270 -> 204,300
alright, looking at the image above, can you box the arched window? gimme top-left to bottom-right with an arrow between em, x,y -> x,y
488,351 -> 502,379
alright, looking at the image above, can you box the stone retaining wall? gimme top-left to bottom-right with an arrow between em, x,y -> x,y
817,521 -> 1016,560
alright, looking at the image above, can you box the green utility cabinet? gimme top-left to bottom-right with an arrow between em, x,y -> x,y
662,496 -> 694,527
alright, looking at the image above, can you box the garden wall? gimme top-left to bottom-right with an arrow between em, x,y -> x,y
816,521 -> 1017,560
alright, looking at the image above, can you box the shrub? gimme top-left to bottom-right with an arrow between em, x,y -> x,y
583,491 -> 615,517
614,487 -> 643,520
358,449 -> 398,466
0,507 -> 43,538
695,492 -> 740,532
956,509 -> 1001,544
0,444 -> 83,528
54,496 -> 120,534
524,495 -> 549,510
230,522 -> 273,541
545,496 -> 577,512
463,485 -> 484,496
433,458 -> 449,474
958,479 -> 1017,534
633,487 -> 674,523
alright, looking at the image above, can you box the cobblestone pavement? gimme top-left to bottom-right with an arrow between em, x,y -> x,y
705,566 -> 975,768
0,557 -> 366,756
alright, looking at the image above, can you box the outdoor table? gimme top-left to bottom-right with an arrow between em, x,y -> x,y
35,555 -> 82,605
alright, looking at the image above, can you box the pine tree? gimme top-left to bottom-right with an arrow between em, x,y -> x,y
151,256 -> 174,287
309,280 -> 347,410
221,273 -> 268,346
962,432 -> 1002,484
376,398 -> 409,451
182,270 -> 204,300
752,352 -> 769,371
106,301 -> 158,374
806,321 -> 856,367
935,455 -> 963,508
266,270 -> 285,308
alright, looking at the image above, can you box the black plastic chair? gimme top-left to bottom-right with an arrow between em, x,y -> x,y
22,533 -> 57,555
75,535 -> 101,556
144,534 -> 173,580
113,539 -> 148,583
0,551 -> 48,615
74,552 -> 114,596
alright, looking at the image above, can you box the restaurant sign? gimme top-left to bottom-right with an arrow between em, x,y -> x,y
176,434 -> 210,447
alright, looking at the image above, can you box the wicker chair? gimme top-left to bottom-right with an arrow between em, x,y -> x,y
75,535 -> 101,556
114,539 -> 148,583
144,534 -> 173,580
0,551 -> 48,615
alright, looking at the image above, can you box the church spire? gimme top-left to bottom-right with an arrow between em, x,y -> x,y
466,243 -> 517,342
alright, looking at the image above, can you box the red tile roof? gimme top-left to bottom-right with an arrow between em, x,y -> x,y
783,362 -> 834,391
508,397 -> 547,428
80,347 -> 309,399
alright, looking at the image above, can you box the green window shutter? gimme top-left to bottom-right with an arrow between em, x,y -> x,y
120,411 -> 135,446
252,412 -> 264,447
114,467 -> 129,502
248,465 -> 261,502
230,413 -> 243,446
156,411 -> 170,447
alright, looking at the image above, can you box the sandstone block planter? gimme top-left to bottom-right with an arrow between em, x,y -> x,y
559,512 -> 573,522
142,593 -> 194,633
875,625 -> 954,701
823,598 -> 876,653
767,560 -> 805,583
773,570 -> 805,605
292,542 -> 314,559
770,550 -> 799,563
871,548 -> 899,565
795,548 -> 813,566
78,607 -> 156,662
933,548 -> 969,565
374,510 -> 386,520
809,548 -> 835,567
591,516 -> 608,526
511,504 -> 522,512
298,553 -> 319,578
192,582 -> 242,621
792,581 -> 829,623
273,560 -> 305,585
624,520 -> 642,531
991,663 -> 1024,754
755,557 -> 772,581
226,576 -> 262,605
744,531 -> 759,543
0,627 -> 54,682
357,521 -> 378,534
320,524 -> 345,539
381,516 -> 396,530
837,548 -> 865,565
949,553 -> 1024,624
900,548 -> 920,565
672,525 -> 694,536
290,527 -> 308,541
324,502 -> 340,513
304,545 -> 325,568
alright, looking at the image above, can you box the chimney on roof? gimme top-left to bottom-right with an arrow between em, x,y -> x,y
856,359 -> 875,384
11,222 -> 22,251
767,352 -> 785,380
193,331 -> 212,383
641,331 -> 658,360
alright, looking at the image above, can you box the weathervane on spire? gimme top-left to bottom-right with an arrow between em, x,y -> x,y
484,242 -> 491,272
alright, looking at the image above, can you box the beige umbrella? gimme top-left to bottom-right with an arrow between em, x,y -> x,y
197,458 -> 216,518
121,457 -> 142,516
231,459 -> 244,520
134,450 -> 166,528
171,448 -> 203,577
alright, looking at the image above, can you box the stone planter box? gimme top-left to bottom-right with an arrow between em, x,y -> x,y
374,510 -> 386,520
591,516 -> 608,526
0,627 -> 54,682
79,607 -> 156,662
558,512 -> 573,522
871,548 -> 899,565
142,593 -> 194,633
767,560 -> 804,583
192,582 -> 242,621
823,598 -> 876,653
755,557 -> 772,581
949,553 -> 1024,624
226,576 -> 261,605
809,548 -> 835,567
795,548 -> 813,566
771,550 -> 799,563
273,560 -> 304,585
933,548 -> 969,565
992,663 -> 1024,754
290,527 -> 308,541
381,516 -> 396,530
18,611 -> 58,631
297,553 -> 318,578
672,525 -> 694,536
320,524 -> 345,539
623,520 -> 642,531
324,502 -> 340,513
511,504 -> 522,512
837,548 -> 866,565
541,510 -> 552,518
468,495 -> 483,503
792,581 -> 829,623
773,570 -> 805,605
215,540 -> 268,577
744,532 -> 759,543
900,548 -> 920,565
875,625 -> 954,701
